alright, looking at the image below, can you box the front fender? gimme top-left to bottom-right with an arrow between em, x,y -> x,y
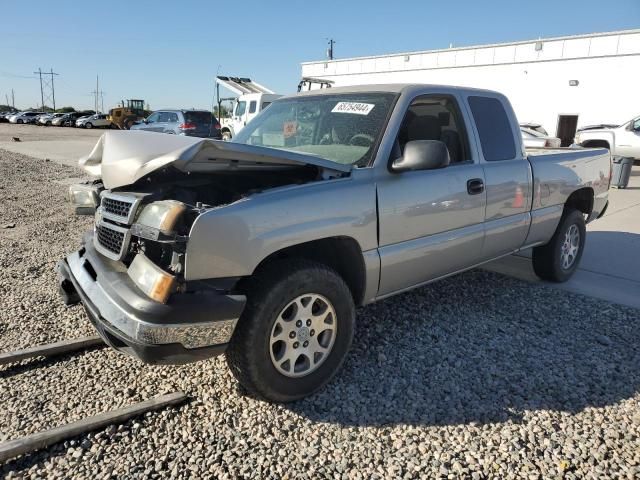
184,173 -> 377,280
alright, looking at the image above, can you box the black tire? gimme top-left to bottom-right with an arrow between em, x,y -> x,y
17,119 -> 23,124
226,259 -> 355,402
85,122 -> 93,129
532,208 -> 586,282
221,130 -> 232,141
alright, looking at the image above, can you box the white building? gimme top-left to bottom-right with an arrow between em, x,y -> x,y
301,29 -> 640,145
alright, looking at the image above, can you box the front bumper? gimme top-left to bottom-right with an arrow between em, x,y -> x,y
58,232 -> 245,364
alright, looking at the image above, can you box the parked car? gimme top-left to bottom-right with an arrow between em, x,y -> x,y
33,113 -> 50,124
38,113 -> 66,126
52,112 -> 78,127
60,84 -> 611,402
0,111 -> 16,123
130,109 -> 222,138
575,116 -> 640,160
76,114 -> 111,129
521,127 -> 561,148
9,111 -> 43,124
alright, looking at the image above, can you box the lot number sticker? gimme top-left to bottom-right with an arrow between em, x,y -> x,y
331,102 -> 375,115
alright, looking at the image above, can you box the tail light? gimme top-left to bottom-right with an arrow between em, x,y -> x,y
213,121 -> 221,130
178,122 -> 196,130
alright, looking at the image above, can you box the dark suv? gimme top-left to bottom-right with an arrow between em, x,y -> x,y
130,109 -> 222,138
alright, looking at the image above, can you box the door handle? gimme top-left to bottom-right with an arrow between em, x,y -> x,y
467,178 -> 484,195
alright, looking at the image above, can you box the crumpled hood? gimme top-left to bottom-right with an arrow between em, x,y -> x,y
79,131 -> 350,189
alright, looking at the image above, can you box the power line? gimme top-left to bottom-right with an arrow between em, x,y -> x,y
33,68 -> 59,111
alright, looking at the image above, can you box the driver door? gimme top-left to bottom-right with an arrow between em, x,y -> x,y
377,94 -> 486,296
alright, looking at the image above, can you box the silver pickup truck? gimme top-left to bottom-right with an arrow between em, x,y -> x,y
59,84 -> 611,402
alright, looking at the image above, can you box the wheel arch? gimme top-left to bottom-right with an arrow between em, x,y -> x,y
565,187 -> 594,216
581,139 -> 610,150
251,236 -> 367,306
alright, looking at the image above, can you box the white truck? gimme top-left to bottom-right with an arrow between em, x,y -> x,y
216,76 -> 282,141
575,115 -> 640,160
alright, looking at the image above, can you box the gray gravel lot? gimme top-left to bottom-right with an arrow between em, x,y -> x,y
1,148 -> 639,479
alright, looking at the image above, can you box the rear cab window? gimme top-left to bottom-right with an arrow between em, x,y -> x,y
468,96 -> 517,161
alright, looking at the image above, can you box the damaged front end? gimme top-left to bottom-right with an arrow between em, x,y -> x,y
59,186 -> 246,364
59,131 -> 349,364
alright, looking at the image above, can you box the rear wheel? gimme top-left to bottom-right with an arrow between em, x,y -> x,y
221,130 -> 232,141
532,208 -> 586,282
226,259 -> 355,402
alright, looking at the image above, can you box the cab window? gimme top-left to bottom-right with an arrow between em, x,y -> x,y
468,96 -> 516,161
396,95 -> 470,164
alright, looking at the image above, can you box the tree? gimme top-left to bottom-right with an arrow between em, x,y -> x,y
214,105 -> 230,118
56,106 -> 76,113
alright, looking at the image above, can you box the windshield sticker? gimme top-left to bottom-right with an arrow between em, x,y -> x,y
283,121 -> 297,138
331,102 -> 375,115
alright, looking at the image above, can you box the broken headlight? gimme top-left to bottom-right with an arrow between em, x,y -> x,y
131,200 -> 187,241
68,182 -> 102,215
127,253 -> 176,303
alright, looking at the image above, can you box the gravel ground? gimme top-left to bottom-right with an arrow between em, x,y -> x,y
1,148 -> 639,479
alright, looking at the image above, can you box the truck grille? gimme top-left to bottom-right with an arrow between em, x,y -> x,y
102,197 -> 132,219
95,222 -> 130,260
100,193 -> 141,224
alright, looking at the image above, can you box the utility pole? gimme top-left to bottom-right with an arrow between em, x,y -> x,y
327,38 -> 336,60
50,68 -> 56,111
11,89 -> 15,109
91,75 -> 105,113
36,68 -> 44,110
33,68 -> 59,111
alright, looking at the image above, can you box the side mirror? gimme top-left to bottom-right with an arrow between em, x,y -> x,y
391,140 -> 450,172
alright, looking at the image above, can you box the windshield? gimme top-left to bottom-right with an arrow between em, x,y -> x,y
233,93 -> 396,166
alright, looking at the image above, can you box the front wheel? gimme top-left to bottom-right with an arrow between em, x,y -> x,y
226,259 -> 355,402
221,131 -> 232,141
532,208 -> 586,282
85,122 -> 93,129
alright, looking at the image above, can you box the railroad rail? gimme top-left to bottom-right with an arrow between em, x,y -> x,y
0,337 -> 188,463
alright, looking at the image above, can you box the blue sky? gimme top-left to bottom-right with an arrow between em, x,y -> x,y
1,0 -> 638,111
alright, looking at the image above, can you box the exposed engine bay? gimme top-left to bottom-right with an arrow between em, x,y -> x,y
111,165 -> 324,274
